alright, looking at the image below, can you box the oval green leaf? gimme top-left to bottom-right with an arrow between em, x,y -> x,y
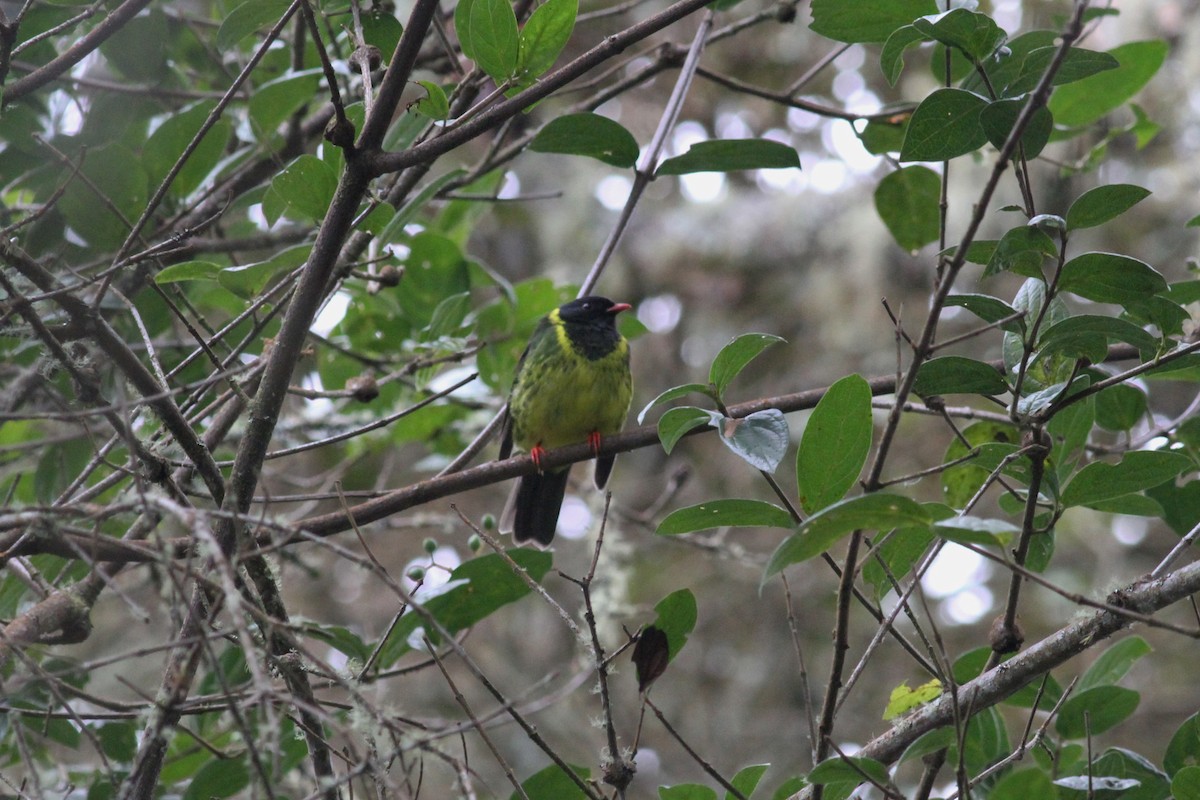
656,139 -> 800,176
764,494 -> 932,578
517,0 -> 577,79
658,406 -> 719,455
913,356 -> 1009,397
657,499 -> 794,536
709,333 -> 785,397
1055,685 -> 1140,738
797,373 -> 873,514
530,113 -> 640,167
652,588 -> 698,662
979,99 -> 1053,158
638,383 -> 715,424
468,0 -> 520,83
810,0 -> 937,44
1061,450 -> 1193,509
1078,636 -> 1151,693
1058,252 -> 1168,307
899,88 -> 989,162
1049,40 -> 1167,128
875,165 -> 941,253
1065,184 -> 1152,231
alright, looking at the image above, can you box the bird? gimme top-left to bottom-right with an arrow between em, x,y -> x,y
499,296 -> 633,546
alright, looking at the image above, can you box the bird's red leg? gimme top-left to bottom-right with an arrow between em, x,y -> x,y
588,430 -> 602,456
530,444 -> 547,472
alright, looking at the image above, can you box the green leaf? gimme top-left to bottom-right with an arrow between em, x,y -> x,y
900,727 -> 957,765
1062,450 -> 1192,509
978,99 -> 1053,159
899,88 -> 988,162
710,333 -> 786,397
771,777 -> 809,799
376,169 -> 468,245
933,515 -> 1017,547
455,0 -> 478,58
945,294 -> 1024,333
765,494 -> 932,578
57,143 -> 149,249
218,244 -> 310,299
304,623 -> 372,663
271,155 -> 337,222
217,0 -> 293,49
941,423 -> 1021,507
1173,767 -> 1200,800
1058,252 -> 1168,306
1049,40 -> 1168,128
727,765 -> 770,800
657,139 -> 800,176
1085,748 -> 1171,799
880,25 -> 926,86
911,9 -> 1005,62
377,549 -> 553,667
468,0 -> 520,83
797,374 -> 873,514
658,407 -> 719,454
514,763 -> 591,800
1037,316 -> 1159,363
810,0 -> 937,44
638,383 -> 717,424
956,706 -> 1010,773
414,80 -> 451,120
659,786 -> 718,800
142,100 -> 234,197
1065,184 -> 1152,231
1056,686 -> 1140,738
1165,712 -> 1200,777
1004,46 -> 1120,96
874,165 -> 940,253
517,0 -> 576,79
397,232 -> 472,327
155,261 -> 221,284
717,409 -> 790,473
991,769 -> 1056,800
34,437 -> 98,504
860,115 -> 909,154
883,678 -> 942,720
1078,636 -> 1151,693
913,356 -> 1008,397
248,69 -> 323,137
983,225 -> 1057,280
657,499 -> 794,535
864,526 -> 935,599
97,723 -> 137,762
652,589 -> 698,662
808,755 -> 890,787
181,756 -> 250,800
530,113 -> 640,168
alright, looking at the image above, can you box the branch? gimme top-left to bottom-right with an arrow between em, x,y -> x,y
366,0 -> 718,176
2,0 -> 152,102
788,558 -> 1200,799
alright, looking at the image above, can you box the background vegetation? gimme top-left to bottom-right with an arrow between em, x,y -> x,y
3,0 -> 1200,798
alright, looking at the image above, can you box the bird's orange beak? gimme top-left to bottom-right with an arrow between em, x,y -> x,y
608,302 -> 632,314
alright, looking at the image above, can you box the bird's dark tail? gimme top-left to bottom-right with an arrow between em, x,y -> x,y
501,469 -> 570,546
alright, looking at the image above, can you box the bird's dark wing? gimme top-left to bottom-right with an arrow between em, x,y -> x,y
498,405 -> 513,461
498,333 -> 536,461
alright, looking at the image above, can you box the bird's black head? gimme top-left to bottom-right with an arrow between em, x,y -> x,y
557,296 -> 632,324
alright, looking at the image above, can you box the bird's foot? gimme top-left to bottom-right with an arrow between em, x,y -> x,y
530,444 -> 547,472
588,430 -> 602,455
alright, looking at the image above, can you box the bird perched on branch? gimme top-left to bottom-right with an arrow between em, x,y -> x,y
499,296 -> 633,546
